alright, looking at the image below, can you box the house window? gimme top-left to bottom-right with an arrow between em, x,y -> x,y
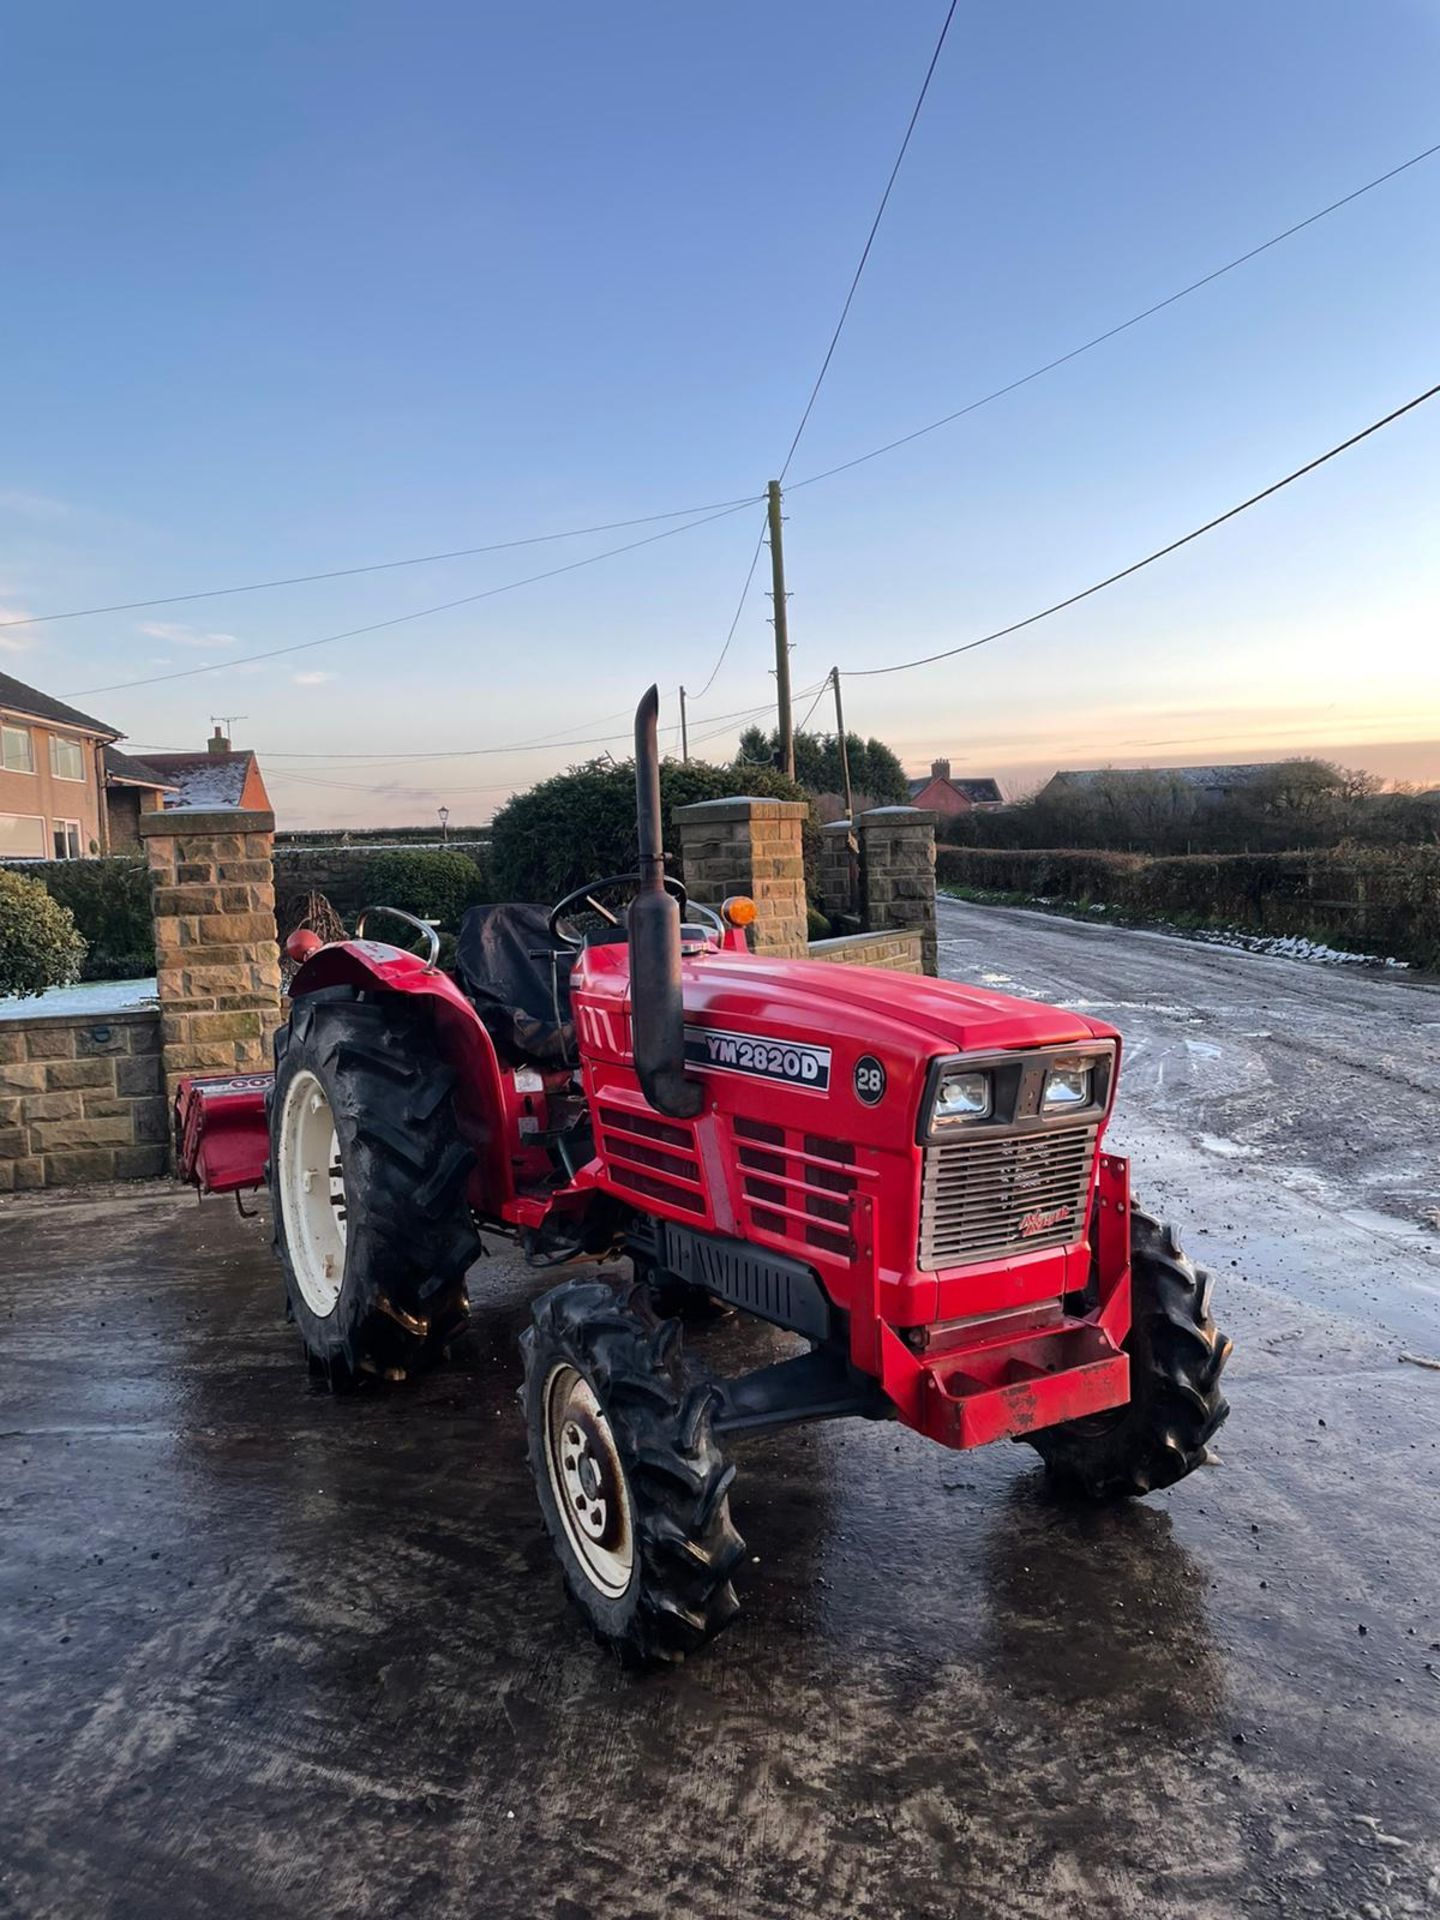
52,819 -> 82,860
1,724 -> 34,773
49,735 -> 87,781
0,813 -> 46,858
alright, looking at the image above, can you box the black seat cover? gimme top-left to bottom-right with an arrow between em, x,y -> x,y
453,903 -> 575,1066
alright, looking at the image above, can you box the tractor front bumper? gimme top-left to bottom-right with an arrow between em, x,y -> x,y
848,1150 -> 1136,1452
907,1319 -> 1129,1450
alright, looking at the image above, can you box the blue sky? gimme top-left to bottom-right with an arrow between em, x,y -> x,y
3,1 -> 1437,824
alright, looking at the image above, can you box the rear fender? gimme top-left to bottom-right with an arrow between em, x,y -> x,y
289,940 -> 513,1213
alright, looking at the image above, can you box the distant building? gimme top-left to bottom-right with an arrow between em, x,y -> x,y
132,726 -> 273,816
103,747 -> 177,849
104,726 -> 273,849
906,759 -> 1004,818
1038,764 -> 1284,804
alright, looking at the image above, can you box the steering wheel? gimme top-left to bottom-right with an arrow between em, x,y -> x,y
548,872 -> 689,950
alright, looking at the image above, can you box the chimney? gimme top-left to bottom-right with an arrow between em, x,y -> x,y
931,757 -> 951,782
208,725 -> 230,756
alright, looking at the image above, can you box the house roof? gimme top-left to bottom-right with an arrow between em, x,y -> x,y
1045,764 -> 1281,792
138,749 -> 268,812
0,668 -> 120,740
103,745 -> 178,791
907,774 -> 1004,804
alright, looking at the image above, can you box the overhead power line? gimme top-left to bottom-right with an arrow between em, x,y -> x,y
128,689 -> 794,771
15,133 -> 1434,668
844,378 -> 1440,678
688,510 -> 770,701
779,0 -> 959,481
790,136 -> 1440,494
795,677 -> 832,733
64,501 -> 755,697
1,494 -> 763,632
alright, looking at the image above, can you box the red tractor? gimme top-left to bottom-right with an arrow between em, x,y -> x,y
178,687 -> 1231,1666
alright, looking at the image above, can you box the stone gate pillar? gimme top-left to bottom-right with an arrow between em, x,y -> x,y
674,796 -> 808,959
818,818 -> 859,922
859,806 -> 938,975
141,808 -> 283,1128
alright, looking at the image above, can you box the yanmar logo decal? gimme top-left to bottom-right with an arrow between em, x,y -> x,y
1019,1205 -> 1073,1238
683,1026 -> 831,1091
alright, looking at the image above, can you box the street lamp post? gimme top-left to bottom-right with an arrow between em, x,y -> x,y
437,806 -> 450,844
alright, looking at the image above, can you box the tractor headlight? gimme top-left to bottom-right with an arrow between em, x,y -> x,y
931,1066 -> 992,1128
1042,1060 -> 1092,1110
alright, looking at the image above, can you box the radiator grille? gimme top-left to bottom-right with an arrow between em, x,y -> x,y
919,1124 -> 1097,1268
598,1104 -> 706,1215
734,1116 -> 857,1259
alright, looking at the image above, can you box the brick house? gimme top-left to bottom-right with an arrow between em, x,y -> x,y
101,726 -> 273,852
132,726 -> 272,817
906,759 -> 1004,818
103,746 -> 177,849
0,669 -> 123,860
2,672 -> 275,861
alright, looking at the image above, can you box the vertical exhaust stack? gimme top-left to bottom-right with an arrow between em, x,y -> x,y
628,685 -> 703,1119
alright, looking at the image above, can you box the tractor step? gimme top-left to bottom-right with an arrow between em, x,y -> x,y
918,1319 -> 1129,1450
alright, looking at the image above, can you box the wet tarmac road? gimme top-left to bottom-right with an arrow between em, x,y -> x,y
3,907 -> 1439,1919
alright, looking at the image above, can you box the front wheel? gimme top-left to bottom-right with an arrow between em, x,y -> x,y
520,1280 -> 745,1666
269,995 -> 480,1387
1027,1208 -> 1232,1499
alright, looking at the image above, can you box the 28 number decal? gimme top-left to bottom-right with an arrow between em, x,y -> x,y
853,1055 -> 887,1106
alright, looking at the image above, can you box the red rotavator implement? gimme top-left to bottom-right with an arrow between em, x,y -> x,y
177,687 -> 1230,1665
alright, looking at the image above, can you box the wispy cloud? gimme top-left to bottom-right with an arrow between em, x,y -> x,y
138,621 -> 239,648
292,670 -> 334,686
0,603 -> 35,651
0,489 -> 69,520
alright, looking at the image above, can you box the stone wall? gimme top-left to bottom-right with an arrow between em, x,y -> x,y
674,797 -> 809,959
141,808 -> 283,1114
0,1009 -> 167,1190
807,930 -> 924,974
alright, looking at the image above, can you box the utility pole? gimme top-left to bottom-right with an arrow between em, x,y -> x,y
830,666 -> 855,824
766,480 -> 794,779
679,686 -> 689,763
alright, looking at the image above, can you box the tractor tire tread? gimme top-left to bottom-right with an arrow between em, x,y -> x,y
269,997 -> 480,1389
520,1280 -> 744,1668
1028,1207 -> 1231,1501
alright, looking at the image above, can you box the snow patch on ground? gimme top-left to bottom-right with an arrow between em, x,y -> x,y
1189,928 -> 1410,969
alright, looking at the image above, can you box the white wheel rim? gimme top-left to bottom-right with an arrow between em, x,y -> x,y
542,1363 -> 635,1599
278,1068 -> 348,1317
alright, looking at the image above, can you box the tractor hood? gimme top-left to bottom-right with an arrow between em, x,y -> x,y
680,950 -> 1110,1058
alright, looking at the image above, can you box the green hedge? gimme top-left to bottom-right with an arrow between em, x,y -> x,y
360,850 -> 489,929
488,759 -> 815,903
275,845 -> 490,933
276,826 -> 492,848
0,857 -> 154,980
936,844 -> 1440,967
0,868 -> 88,998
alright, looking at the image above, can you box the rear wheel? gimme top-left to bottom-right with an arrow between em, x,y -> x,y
1028,1208 -> 1232,1499
520,1280 -> 745,1666
270,995 -> 480,1387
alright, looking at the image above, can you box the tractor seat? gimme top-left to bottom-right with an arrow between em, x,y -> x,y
453,902 -> 576,1068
